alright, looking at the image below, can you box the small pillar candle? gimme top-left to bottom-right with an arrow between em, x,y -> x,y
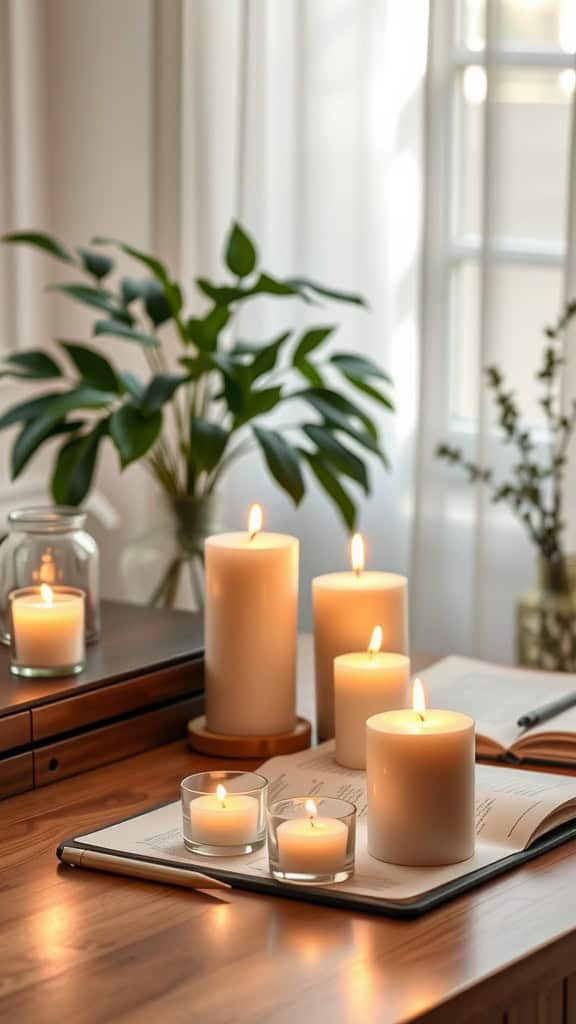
312,534 -> 408,740
205,505 -> 298,737
334,626 -> 410,769
189,784 -> 259,847
277,800 -> 348,874
367,680 -> 475,866
9,585 -> 85,675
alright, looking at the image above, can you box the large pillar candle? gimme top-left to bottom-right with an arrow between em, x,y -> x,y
312,534 -> 408,740
367,680 -> 475,866
334,627 -> 410,769
205,505 -> 298,736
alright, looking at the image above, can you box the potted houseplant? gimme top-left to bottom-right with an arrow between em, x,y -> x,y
1,223 -> 393,607
437,300 -> 576,671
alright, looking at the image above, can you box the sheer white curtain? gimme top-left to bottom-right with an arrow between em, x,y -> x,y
170,0 -> 428,624
413,0 -> 576,662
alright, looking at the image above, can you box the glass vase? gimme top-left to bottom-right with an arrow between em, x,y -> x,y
121,492 -> 222,610
517,556 -> 576,672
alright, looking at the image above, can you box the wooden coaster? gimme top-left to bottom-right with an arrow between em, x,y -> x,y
187,716 -> 312,759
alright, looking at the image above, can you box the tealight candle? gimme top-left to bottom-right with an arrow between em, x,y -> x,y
181,771 -> 267,856
334,626 -> 410,769
267,797 -> 356,883
367,680 -> 475,866
9,584 -> 85,677
205,504 -> 298,736
312,534 -> 408,740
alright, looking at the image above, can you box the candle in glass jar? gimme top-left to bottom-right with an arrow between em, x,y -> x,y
276,800 -> 348,874
189,784 -> 259,846
334,626 -> 410,769
313,534 -> 408,740
205,504 -> 298,736
10,585 -> 85,670
367,680 -> 475,866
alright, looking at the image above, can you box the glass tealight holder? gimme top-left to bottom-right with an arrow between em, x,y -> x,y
0,508 -> 100,646
267,796 -> 356,885
181,770 -> 268,856
9,585 -> 86,678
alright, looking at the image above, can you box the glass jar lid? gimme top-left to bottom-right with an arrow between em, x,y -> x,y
7,507 -> 87,534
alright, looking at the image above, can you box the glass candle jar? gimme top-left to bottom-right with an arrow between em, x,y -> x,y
9,585 -> 86,677
0,508 -> 99,645
181,771 -> 268,856
267,796 -> 356,884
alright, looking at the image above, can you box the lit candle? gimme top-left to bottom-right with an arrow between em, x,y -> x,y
312,534 -> 408,740
276,799 -> 348,874
205,504 -> 299,736
367,680 -> 475,866
10,584 -> 85,673
334,626 -> 410,769
189,783 -> 260,847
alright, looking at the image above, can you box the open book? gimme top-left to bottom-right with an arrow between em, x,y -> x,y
64,742 -> 576,915
420,656 -> 576,766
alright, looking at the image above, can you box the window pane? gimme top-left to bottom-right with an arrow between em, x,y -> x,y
450,261 -> 563,424
458,0 -> 576,53
454,70 -> 485,237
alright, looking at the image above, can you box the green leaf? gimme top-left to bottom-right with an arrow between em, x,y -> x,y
225,222 -> 257,278
185,306 -> 230,351
77,248 -> 114,280
330,353 -> 391,382
293,327 -> 335,362
345,374 -> 395,412
11,419 -> 83,480
196,279 -> 248,305
93,320 -> 160,348
142,279 -> 174,327
303,424 -> 369,492
286,277 -> 367,307
51,422 -> 108,505
110,404 -> 162,467
235,386 -> 283,426
0,392 -> 65,431
179,353 -> 213,381
255,273 -> 306,299
49,284 -> 132,323
0,350 -> 62,380
60,342 -> 120,393
94,240 -> 182,317
249,332 -> 290,380
303,451 -> 356,530
253,426 -> 304,505
119,371 -> 145,403
121,277 -> 145,305
190,417 -> 229,473
140,374 -> 187,415
2,230 -> 73,263
46,386 -> 117,418
297,387 -> 379,441
294,359 -> 325,388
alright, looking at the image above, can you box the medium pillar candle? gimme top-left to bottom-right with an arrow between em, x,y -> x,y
313,534 -> 408,740
205,505 -> 298,736
366,681 -> 475,866
334,629 -> 409,769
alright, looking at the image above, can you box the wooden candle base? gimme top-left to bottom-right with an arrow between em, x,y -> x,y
187,716 -> 312,759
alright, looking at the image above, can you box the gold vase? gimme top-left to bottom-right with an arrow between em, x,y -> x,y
517,556 -> 576,672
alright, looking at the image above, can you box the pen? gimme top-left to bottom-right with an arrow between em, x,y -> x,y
516,690 -> 576,730
59,846 -> 231,891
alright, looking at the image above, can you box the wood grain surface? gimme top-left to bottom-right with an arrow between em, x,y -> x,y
0,646 -> 575,1023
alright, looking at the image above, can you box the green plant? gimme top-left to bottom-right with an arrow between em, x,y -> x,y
0,223 -> 393,529
437,301 -> 576,566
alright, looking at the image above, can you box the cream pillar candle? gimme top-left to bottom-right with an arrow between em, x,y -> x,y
312,534 -> 408,740
276,800 -> 348,874
334,627 -> 409,769
367,680 -> 475,866
205,505 -> 298,736
10,585 -> 85,671
189,784 -> 259,846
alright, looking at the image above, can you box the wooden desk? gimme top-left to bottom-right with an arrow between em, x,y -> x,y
1,652 -> 576,1023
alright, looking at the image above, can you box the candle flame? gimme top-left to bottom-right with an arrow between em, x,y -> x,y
412,678 -> 426,721
248,503 -> 263,540
40,584 -> 53,607
368,625 -> 383,655
350,533 -> 365,576
305,798 -> 317,823
216,784 -> 227,806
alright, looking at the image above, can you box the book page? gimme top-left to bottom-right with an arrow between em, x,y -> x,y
419,656 -> 576,753
74,745 -> 576,905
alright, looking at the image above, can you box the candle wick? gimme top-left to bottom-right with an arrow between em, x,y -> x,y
416,711 -> 425,723
354,567 -> 361,578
